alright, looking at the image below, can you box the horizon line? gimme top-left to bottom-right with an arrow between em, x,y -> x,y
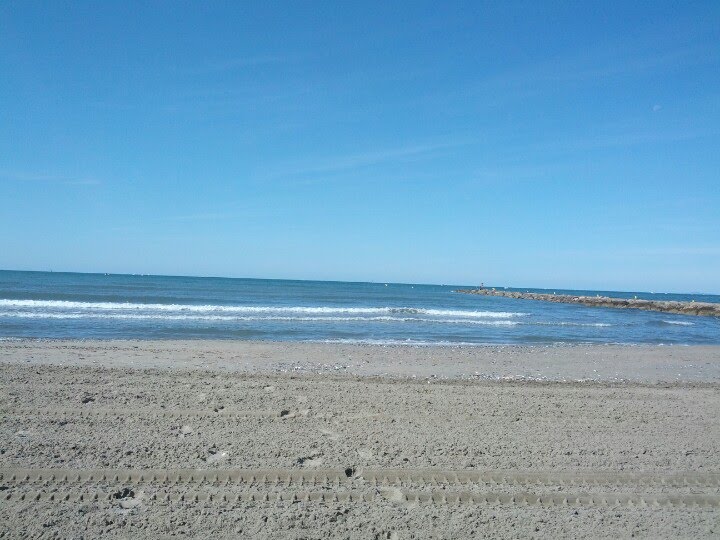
0,268 -> 717,297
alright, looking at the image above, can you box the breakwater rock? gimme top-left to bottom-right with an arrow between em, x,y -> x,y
455,289 -> 720,317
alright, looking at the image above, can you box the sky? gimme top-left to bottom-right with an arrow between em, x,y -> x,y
1,1 -> 719,292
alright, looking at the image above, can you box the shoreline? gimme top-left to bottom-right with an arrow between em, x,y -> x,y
456,288 -> 720,316
3,339 -> 720,383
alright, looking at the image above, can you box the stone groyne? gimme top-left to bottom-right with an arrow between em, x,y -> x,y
455,289 -> 720,317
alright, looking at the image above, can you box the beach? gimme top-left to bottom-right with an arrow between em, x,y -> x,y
2,340 -> 720,538
5,0 -> 720,537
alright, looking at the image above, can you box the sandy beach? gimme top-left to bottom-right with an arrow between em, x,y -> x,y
5,0 -> 720,537
1,340 -> 719,538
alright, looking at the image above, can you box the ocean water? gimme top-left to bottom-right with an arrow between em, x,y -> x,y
0,270 -> 719,345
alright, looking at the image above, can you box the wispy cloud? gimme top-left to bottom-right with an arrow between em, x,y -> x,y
0,172 -> 102,186
267,140 -> 474,182
206,55 -> 292,70
159,203 -> 286,223
63,179 -> 102,186
471,123 -> 719,160
639,247 -> 720,257
542,127 -> 720,153
475,45 -> 717,96
407,44 -> 719,114
558,246 -> 720,259
176,54 -> 300,76
162,212 -> 235,222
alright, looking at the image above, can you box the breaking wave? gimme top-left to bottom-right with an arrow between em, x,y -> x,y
0,312 -> 522,325
0,299 -> 525,319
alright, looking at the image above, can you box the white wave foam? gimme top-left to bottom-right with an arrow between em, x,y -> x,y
662,320 -> 694,326
0,312 -> 520,325
312,339 -> 489,347
0,308 -> 616,329
533,322 -> 613,327
0,299 -> 525,319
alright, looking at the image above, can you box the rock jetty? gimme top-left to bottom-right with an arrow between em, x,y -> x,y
455,289 -> 720,317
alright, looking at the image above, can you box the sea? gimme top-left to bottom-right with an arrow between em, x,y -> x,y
0,270 -> 719,345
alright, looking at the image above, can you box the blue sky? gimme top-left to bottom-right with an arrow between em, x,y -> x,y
1,1 -> 719,292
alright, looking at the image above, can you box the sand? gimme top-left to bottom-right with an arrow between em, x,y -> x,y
1,340 -> 720,538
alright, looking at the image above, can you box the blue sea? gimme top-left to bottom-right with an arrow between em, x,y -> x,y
0,270 -> 719,345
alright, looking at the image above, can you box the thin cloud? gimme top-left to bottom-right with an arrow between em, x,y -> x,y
556,246 -> 720,259
481,45 -> 715,91
161,203 -> 285,223
177,54 -> 301,76
498,125 -> 719,157
410,45 -> 718,114
640,247 -> 720,257
270,140 -> 474,180
63,179 -> 102,186
573,127 -> 718,150
162,212 -> 235,222
0,172 -> 102,186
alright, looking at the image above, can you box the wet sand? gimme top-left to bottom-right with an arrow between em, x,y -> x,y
1,340 -> 720,538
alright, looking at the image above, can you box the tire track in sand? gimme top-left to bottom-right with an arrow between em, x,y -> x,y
3,488 -> 719,508
2,467 -> 719,488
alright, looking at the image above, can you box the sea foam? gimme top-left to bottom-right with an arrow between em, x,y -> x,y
0,312 -> 521,325
0,299 -> 525,319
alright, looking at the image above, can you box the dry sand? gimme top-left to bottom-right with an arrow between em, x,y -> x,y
1,340 -> 720,538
